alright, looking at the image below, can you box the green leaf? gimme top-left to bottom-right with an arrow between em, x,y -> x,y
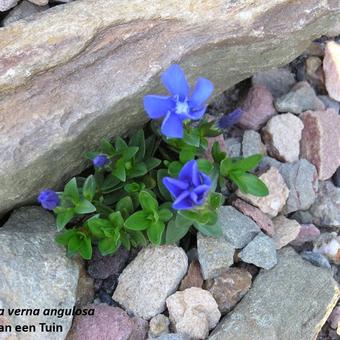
165,218 -> 191,244
78,235 -> 93,260
125,211 -> 151,230
157,169 -> 172,201
232,154 -> 263,172
116,196 -> 134,217
158,209 -> 173,222
145,158 -> 161,171
145,135 -> 157,158
168,161 -> 183,177
127,162 -> 147,178
74,200 -> 96,214
108,211 -> 124,228
122,146 -> 139,161
139,190 -> 158,212
179,146 -> 196,163
183,130 -> 200,147
98,234 -> 120,256
87,218 -> 112,238
56,209 -> 74,231
112,159 -> 126,182
55,229 -> 76,245
120,230 -> 131,250
101,174 -> 121,192
83,175 -> 96,201
232,173 -> 269,196
220,157 -> 233,176
147,220 -> 165,245
124,182 -> 141,193
209,192 -> 224,209
115,137 -> 128,152
129,130 -> 146,161
194,221 -> 223,238
68,235 -> 81,253
212,142 -> 226,163
64,178 -> 80,203
85,151 -> 99,160
197,159 -> 214,174
130,230 -> 147,247
100,139 -> 115,156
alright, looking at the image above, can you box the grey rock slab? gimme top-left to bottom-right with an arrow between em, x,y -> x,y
274,81 -> 325,114
209,247 -> 340,340
225,137 -> 241,158
242,130 -> 265,157
239,233 -> 277,270
197,233 -> 235,280
334,167 -> 340,188
0,0 -> 17,11
309,181 -> 340,228
2,0 -> 48,26
0,206 -> 83,340
252,67 -> 296,97
1,0 -> 340,216
219,206 -> 260,249
318,95 -> 340,113
112,245 -> 188,320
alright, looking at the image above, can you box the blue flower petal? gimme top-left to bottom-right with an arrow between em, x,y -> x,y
189,77 -> 214,109
178,160 -> 198,184
163,177 -> 189,197
161,112 -> 184,138
161,64 -> 189,99
172,191 -> 193,210
200,172 -> 212,187
218,108 -> 244,129
186,106 -> 207,120
143,95 -> 175,119
193,184 -> 211,196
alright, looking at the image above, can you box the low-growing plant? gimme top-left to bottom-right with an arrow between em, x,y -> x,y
38,64 -> 268,259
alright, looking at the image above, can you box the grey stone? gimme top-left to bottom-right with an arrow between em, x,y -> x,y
219,206 -> 260,249
0,207 -> 84,340
252,67 -> 296,97
280,159 -> 318,214
112,245 -> 188,320
156,334 -> 190,340
149,314 -> 170,338
274,81 -> 325,114
2,0 -> 48,26
242,130 -> 265,157
301,251 -> 331,269
1,0 -> 340,216
309,181 -> 340,228
291,210 -> 314,225
225,137 -> 241,158
209,248 -> 340,340
239,233 -> 277,269
319,95 -> 340,114
197,233 -> 235,280
0,0 -> 17,11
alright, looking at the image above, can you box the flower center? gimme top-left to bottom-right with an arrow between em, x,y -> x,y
175,100 -> 189,115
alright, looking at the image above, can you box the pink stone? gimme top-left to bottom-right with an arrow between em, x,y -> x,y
232,198 -> 274,236
68,304 -> 148,340
179,260 -> 204,291
323,41 -> 340,101
328,306 -> 340,330
272,215 -> 301,249
238,85 -> 276,130
290,224 -> 320,246
300,109 -> 340,180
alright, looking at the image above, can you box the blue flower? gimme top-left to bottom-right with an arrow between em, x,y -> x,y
38,189 -> 60,210
163,160 -> 211,210
218,108 -> 244,129
93,154 -> 109,168
144,64 -> 214,138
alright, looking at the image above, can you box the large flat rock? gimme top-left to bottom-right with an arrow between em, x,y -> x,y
1,1 -> 340,215
209,248 -> 340,340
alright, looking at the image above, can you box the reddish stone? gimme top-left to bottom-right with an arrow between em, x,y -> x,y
238,85 -> 276,130
300,109 -> 340,180
68,304 -> 147,340
323,41 -> 340,101
204,268 -> 252,314
290,224 -> 320,246
232,198 -> 274,236
179,260 -> 203,291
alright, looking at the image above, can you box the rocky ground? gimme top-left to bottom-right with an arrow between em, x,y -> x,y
0,0 -> 73,26
1,36 -> 340,339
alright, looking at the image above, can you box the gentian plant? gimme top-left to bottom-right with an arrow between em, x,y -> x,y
38,64 -> 268,260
